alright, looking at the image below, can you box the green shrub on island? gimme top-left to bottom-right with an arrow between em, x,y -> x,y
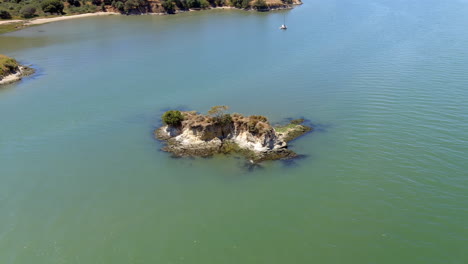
247,115 -> 268,134
162,110 -> 184,126
290,118 -> 305,125
207,105 -> 234,125
213,114 -> 233,126
41,0 -> 64,14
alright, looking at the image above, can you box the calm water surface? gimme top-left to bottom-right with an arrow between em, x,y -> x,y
1,0 -> 467,263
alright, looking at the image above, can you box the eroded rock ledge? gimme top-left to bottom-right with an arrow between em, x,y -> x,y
155,107 -> 312,163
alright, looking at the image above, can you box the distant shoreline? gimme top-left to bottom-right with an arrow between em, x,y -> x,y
0,4 -> 299,34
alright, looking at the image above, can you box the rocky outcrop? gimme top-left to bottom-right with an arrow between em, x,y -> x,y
155,110 -> 312,162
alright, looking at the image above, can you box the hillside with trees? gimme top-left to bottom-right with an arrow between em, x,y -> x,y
0,0 -> 301,19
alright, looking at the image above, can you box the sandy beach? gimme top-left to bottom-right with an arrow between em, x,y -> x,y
0,12 -> 119,26
0,19 -> 23,25
27,12 -> 119,25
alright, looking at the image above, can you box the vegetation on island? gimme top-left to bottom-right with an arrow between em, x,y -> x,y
274,118 -> 311,142
0,54 -> 35,84
162,110 -> 184,126
0,54 -> 19,80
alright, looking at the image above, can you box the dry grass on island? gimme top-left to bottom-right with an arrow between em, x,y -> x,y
155,106 -> 312,163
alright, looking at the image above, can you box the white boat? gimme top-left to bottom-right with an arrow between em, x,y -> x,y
279,14 -> 288,30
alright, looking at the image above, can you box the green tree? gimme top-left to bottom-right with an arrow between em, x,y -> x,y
41,0 -> 64,14
253,0 -> 267,11
213,0 -> 224,7
162,110 -> 184,126
19,6 -> 36,18
173,0 -> 188,10
124,0 -> 136,13
231,0 -> 250,9
200,0 -> 209,8
0,10 -> 12,19
208,105 -> 229,118
162,0 -> 176,13
187,0 -> 200,8
67,0 -> 81,7
112,1 -> 125,11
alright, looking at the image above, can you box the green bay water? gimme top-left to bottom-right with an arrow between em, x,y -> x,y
1,0 -> 468,263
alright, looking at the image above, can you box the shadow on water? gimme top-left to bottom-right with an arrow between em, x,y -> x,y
241,160 -> 265,172
280,154 -> 309,168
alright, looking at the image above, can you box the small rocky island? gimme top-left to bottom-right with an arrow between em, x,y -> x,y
155,106 -> 312,163
0,54 -> 34,86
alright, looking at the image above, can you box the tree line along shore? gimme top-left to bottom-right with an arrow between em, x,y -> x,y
0,0 -> 301,20
0,0 -> 301,34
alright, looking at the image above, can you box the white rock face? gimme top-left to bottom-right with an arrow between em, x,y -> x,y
160,124 -> 285,153
176,128 -> 221,147
160,126 -> 181,138
232,130 -> 284,152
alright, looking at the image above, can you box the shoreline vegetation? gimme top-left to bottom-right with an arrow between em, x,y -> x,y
0,0 -> 302,34
0,54 -> 35,86
155,106 -> 312,163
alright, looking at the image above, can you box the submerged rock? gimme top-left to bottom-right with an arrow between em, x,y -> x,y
155,108 -> 312,163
